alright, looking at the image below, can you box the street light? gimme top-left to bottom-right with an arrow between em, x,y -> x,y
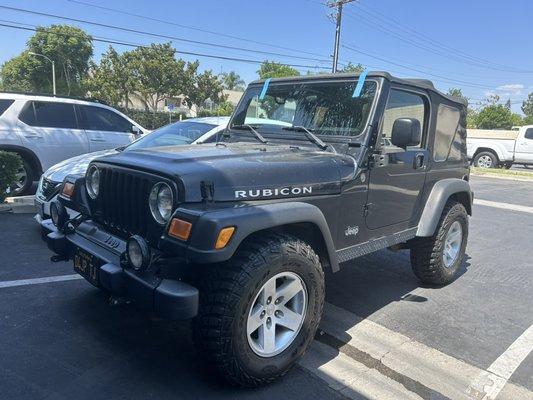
28,52 -> 56,95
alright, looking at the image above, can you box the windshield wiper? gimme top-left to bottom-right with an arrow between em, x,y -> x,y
230,124 -> 268,144
282,126 -> 328,150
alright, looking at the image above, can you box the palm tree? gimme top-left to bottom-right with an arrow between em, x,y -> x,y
219,71 -> 245,91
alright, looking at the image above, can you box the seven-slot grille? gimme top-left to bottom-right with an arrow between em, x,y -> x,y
95,166 -> 153,237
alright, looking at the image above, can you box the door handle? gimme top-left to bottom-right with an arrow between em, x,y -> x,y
413,153 -> 425,169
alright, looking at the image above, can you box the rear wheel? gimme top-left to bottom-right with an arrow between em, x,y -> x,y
193,233 -> 324,386
6,156 -> 35,196
473,151 -> 498,168
410,201 -> 468,285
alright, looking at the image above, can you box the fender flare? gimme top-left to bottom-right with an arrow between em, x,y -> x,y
0,144 -> 43,176
182,201 -> 339,272
416,178 -> 473,237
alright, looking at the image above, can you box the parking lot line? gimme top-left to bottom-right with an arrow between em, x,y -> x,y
468,324 -> 533,400
474,199 -> 533,215
0,274 -> 82,289
299,302 -> 533,400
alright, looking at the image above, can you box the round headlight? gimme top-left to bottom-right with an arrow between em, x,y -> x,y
86,165 -> 100,199
149,182 -> 174,224
126,235 -> 150,271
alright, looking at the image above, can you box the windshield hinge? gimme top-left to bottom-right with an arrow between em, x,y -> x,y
200,181 -> 215,203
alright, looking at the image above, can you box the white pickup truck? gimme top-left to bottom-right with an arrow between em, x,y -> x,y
467,125 -> 533,168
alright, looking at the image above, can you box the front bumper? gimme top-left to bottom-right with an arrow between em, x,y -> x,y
46,221 -> 199,320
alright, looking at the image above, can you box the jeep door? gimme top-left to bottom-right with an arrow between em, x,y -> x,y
365,87 -> 429,230
514,127 -> 533,164
17,100 -> 89,171
78,105 -> 137,152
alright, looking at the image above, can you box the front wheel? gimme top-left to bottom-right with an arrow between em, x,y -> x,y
410,201 -> 468,285
193,233 -> 324,387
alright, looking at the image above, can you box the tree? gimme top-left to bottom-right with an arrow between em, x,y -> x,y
186,69 -> 226,110
522,93 -> 533,117
474,104 -> 514,129
85,47 -> 136,109
219,71 -> 245,91
1,25 -> 93,95
447,88 -> 469,107
129,43 -> 197,113
339,62 -> 364,73
257,61 -> 300,79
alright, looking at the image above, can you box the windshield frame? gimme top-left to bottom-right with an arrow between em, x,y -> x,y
228,76 -> 382,145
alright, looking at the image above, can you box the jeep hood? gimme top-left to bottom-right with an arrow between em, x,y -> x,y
95,143 -> 356,202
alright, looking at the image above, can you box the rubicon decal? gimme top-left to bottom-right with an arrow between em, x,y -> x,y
235,186 -> 312,199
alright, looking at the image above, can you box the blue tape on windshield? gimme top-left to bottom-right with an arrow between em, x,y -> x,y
352,70 -> 368,98
259,78 -> 271,100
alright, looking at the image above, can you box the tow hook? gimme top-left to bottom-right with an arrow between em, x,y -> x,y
50,254 -> 68,262
108,296 -> 131,306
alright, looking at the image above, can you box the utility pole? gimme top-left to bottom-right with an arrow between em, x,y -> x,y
328,0 -> 355,73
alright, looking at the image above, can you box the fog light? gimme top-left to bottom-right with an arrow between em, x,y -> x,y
50,200 -> 68,228
126,235 -> 151,271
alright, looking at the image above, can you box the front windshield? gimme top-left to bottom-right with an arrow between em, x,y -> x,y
127,121 -> 218,150
230,79 -> 377,138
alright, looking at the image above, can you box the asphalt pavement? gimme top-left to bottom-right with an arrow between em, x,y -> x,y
0,175 -> 531,400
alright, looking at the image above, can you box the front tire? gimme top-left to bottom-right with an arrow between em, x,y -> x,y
193,233 -> 325,387
410,201 -> 468,285
7,156 -> 35,196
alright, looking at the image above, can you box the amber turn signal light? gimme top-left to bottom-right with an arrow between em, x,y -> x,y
215,227 -> 235,249
168,218 -> 192,241
61,182 -> 75,198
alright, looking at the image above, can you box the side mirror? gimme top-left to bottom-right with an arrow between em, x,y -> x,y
131,125 -> 142,136
390,118 -> 421,149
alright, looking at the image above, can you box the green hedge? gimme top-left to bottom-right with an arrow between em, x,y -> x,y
118,108 -> 189,130
0,151 -> 22,202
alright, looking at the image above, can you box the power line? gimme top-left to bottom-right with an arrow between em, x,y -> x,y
342,44 -> 497,89
66,0 -> 334,61
343,8 -> 533,74
0,21 -> 331,71
351,2 -> 530,73
0,5 -> 333,65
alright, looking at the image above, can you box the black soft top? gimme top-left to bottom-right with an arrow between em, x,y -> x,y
250,71 -> 467,107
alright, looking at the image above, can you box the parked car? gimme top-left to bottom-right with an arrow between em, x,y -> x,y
0,92 -> 148,195
467,125 -> 533,168
35,117 -> 229,226
45,72 -> 472,386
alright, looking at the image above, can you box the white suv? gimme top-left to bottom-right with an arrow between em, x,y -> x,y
0,92 -> 147,195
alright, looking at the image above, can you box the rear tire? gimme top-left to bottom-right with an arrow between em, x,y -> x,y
410,201 -> 468,285
473,151 -> 498,168
7,155 -> 35,196
193,233 -> 324,387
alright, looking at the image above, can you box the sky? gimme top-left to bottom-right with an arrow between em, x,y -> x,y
0,0 -> 532,114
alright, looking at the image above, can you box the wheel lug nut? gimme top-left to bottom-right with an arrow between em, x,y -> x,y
266,297 -> 271,305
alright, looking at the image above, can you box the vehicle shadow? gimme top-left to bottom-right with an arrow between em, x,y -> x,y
65,248 -> 471,399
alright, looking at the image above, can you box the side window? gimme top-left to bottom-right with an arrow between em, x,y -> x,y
0,99 -> 14,117
434,105 -> 461,162
381,89 -> 426,147
82,106 -> 132,132
19,101 -> 78,129
525,128 -> 533,140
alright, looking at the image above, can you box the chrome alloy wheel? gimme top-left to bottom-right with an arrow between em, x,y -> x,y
477,155 -> 493,168
246,272 -> 307,357
443,221 -> 463,268
7,165 -> 27,195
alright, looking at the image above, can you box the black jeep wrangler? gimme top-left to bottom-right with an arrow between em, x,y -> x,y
45,72 -> 472,386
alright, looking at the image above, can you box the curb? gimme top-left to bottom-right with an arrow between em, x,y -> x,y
470,172 -> 533,182
0,202 -> 36,214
